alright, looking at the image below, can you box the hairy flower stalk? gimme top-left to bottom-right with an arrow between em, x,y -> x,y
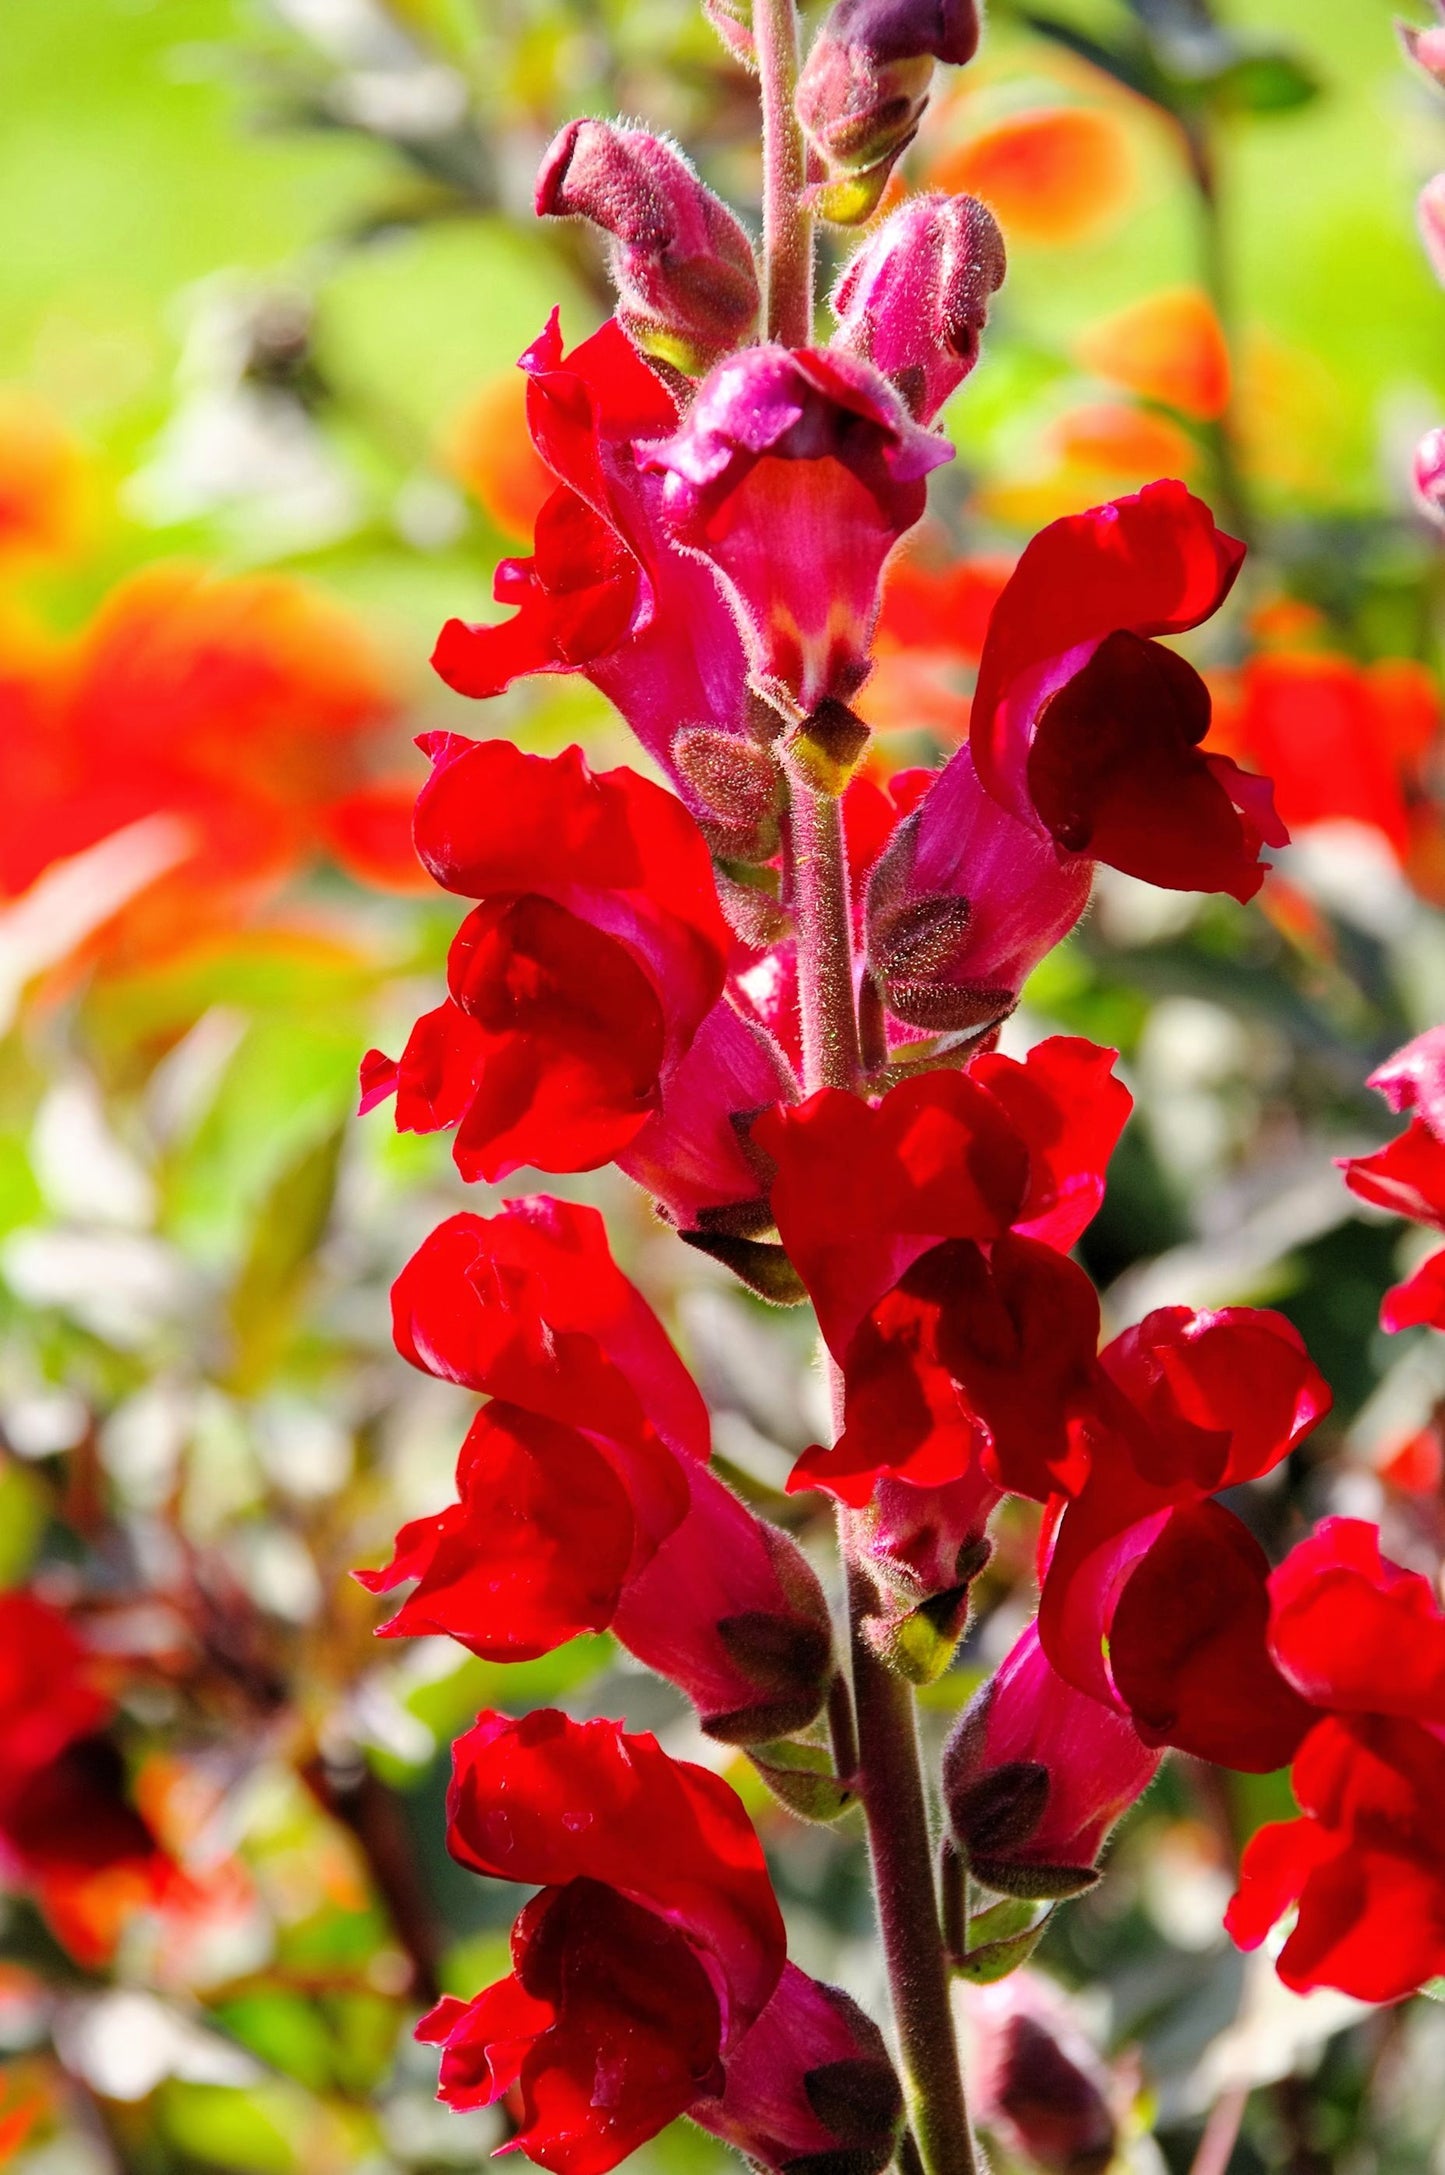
756,9 -> 977,2166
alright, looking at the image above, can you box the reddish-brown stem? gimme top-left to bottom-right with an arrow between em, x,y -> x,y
786,768 -> 862,1092
754,0 -> 814,345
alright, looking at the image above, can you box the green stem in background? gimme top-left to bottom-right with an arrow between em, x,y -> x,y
753,0 -> 814,345
1180,110 -> 1254,552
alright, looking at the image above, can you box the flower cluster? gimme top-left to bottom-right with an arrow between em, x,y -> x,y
354,0 -> 1445,2165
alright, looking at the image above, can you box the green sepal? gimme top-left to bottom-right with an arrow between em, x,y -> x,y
954,1899 -> 1055,1984
677,1229 -> 808,1304
746,1739 -> 858,1824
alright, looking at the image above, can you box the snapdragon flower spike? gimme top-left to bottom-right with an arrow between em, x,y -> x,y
375,1200 -> 833,1739
944,1622 -> 1160,1900
865,744 -> 1093,1034
796,0 -> 982,223
965,481 -> 1284,902
1227,1519 -> 1445,2002
1038,1307 -> 1330,1770
690,1963 -> 904,2175
1340,1025 -> 1445,1330
432,315 -> 754,787
537,121 -> 760,376
641,345 -> 953,715
424,1709 -> 786,2174
831,192 -> 1006,426
360,736 -> 787,1221
757,1041 -> 1130,1504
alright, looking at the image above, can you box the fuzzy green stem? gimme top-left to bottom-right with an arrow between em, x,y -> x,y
754,0 -> 814,345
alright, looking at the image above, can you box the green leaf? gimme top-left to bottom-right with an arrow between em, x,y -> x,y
1204,49 -> 1321,115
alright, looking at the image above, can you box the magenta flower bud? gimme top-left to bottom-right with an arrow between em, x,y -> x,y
536,120 -> 760,374
642,344 -> 952,712
1416,425 -> 1445,527
692,1962 -> 904,2175
1419,173 -> 1445,286
1401,10 -> 1445,84
968,1973 -> 1119,2175
832,192 -> 1006,423
612,1457 -> 835,1744
866,744 -> 1092,1035
853,1469 -> 998,1682
796,0 -> 981,223
943,1622 -> 1160,1899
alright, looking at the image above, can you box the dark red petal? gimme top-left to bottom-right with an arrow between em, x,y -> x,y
797,1234 -> 1100,1506
1027,631 -> 1276,901
1108,1501 -> 1316,1771
446,1710 -> 785,2037
971,481 -> 1245,804
505,1881 -> 725,2175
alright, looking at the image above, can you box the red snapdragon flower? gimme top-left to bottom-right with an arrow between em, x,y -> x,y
423,1709 -> 786,2173
0,562 -> 412,968
1340,1025 -> 1445,1331
360,736 -> 792,1221
1227,1519 -> 1445,2001
1038,1308 -> 1331,1770
964,482 -> 1284,902
432,314 -> 752,787
757,1039 -> 1131,1505
364,1199 -> 834,1739
643,344 -> 952,714
945,1621 -> 1160,1899
0,1591 -> 169,1965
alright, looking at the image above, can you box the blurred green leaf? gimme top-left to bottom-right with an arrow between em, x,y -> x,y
226,1124 -> 344,1393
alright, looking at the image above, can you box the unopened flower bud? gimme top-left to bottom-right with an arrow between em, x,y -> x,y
967,1973 -> 1119,2175
673,725 -> 783,860
1416,425 -> 1445,527
1419,173 -> 1445,286
705,0 -> 756,65
1400,10 -> 1445,85
536,120 -> 760,374
832,193 -> 1006,423
693,1964 -> 903,2175
797,0 -> 982,224
944,1623 -> 1159,1900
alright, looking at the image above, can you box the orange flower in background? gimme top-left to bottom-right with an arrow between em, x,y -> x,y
0,562 -> 416,969
1050,402 -> 1198,477
857,552 -> 1015,736
1212,651 -> 1440,860
0,392 -> 92,563
444,368 -> 556,538
1075,288 -> 1231,421
927,107 -> 1136,246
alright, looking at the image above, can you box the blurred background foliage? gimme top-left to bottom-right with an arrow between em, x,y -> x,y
2,1 -> 1445,2171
